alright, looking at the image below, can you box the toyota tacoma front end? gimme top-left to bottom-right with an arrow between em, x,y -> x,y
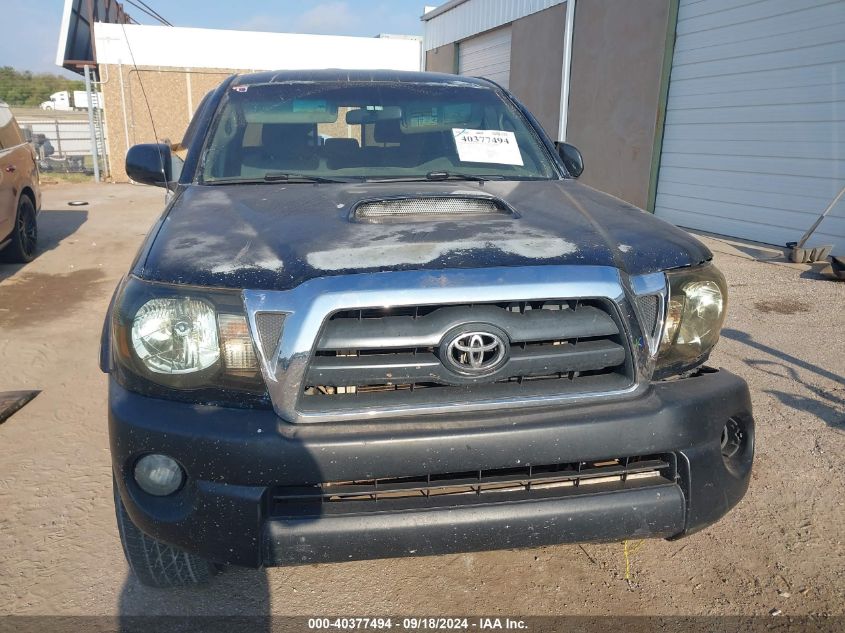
101,70 -> 753,587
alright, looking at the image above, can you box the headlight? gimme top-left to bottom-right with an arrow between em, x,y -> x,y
131,297 -> 219,374
110,277 -> 268,406
655,263 -> 727,376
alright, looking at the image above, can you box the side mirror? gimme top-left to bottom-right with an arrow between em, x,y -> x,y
126,143 -> 179,188
555,142 -> 584,178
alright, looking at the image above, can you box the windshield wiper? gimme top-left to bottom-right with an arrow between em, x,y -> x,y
426,171 -> 490,182
367,171 -> 491,183
204,173 -> 345,185
263,172 -> 345,183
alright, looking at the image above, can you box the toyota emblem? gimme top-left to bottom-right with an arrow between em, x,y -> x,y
443,329 -> 509,375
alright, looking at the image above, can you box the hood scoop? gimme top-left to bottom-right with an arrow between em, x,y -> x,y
351,195 -> 517,223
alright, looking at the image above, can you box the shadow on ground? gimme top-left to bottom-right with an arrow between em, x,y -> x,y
118,567 -> 272,631
798,261 -> 844,282
0,209 -> 88,283
727,243 -> 786,263
722,328 -> 845,430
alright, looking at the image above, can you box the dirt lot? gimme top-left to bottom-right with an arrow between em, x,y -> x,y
0,183 -> 843,616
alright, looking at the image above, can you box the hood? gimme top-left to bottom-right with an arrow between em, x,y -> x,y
138,180 -> 711,291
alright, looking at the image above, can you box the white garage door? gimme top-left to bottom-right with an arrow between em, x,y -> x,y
458,27 -> 512,89
655,0 -> 845,254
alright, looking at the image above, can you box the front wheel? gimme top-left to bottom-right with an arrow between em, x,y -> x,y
113,482 -> 217,587
0,196 -> 37,263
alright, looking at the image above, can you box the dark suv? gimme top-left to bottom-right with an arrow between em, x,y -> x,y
101,70 -> 754,587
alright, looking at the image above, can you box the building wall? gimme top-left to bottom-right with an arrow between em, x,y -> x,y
565,0 -> 672,210
425,44 -> 457,74
423,0 -> 565,51
100,64 -> 237,181
509,4 -> 566,138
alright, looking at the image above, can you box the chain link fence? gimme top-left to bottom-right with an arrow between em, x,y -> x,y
15,112 -> 108,179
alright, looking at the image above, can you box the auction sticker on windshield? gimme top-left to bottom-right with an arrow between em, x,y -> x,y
452,129 -> 523,166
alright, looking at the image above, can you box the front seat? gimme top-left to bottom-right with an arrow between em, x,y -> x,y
241,124 -> 319,175
323,138 -> 360,170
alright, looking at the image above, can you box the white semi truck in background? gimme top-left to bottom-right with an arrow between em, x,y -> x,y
39,90 -> 103,111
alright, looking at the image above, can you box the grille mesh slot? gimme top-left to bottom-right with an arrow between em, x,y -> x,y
636,294 -> 660,338
353,196 -> 512,221
254,312 -> 285,359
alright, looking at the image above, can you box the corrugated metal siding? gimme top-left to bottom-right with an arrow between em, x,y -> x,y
424,0 -> 564,50
458,27 -> 512,88
655,0 -> 845,254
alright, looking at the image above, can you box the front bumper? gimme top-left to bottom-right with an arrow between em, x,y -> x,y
109,368 -> 754,567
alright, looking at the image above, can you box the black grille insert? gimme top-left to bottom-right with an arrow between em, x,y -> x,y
302,299 -> 633,410
271,454 -> 676,516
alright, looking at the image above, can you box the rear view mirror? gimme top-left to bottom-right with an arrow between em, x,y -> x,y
126,143 -> 179,188
555,142 -> 584,178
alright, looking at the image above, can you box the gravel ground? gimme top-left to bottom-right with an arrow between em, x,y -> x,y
0,183 -> 843,616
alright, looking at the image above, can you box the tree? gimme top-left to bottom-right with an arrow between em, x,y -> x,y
0,67 -> 85,107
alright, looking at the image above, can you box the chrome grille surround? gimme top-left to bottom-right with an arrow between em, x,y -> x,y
243,266 -> 666,424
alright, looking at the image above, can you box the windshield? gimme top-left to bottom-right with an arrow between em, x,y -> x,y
200,81 -> 559,183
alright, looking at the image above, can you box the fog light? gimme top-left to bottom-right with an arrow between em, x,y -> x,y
134,454 -> 184,496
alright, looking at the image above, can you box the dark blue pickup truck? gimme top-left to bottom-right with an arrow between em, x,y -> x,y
101,70 -> 753,587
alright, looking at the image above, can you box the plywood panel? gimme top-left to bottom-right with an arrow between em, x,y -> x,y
566,0 -> 673,210
101,64 -> 240,181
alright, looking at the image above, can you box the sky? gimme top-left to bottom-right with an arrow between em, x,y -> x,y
1,0 -> 430,78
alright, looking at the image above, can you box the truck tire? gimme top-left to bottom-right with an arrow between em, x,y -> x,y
114,483 -> 217,587
0,196 -> 37,263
